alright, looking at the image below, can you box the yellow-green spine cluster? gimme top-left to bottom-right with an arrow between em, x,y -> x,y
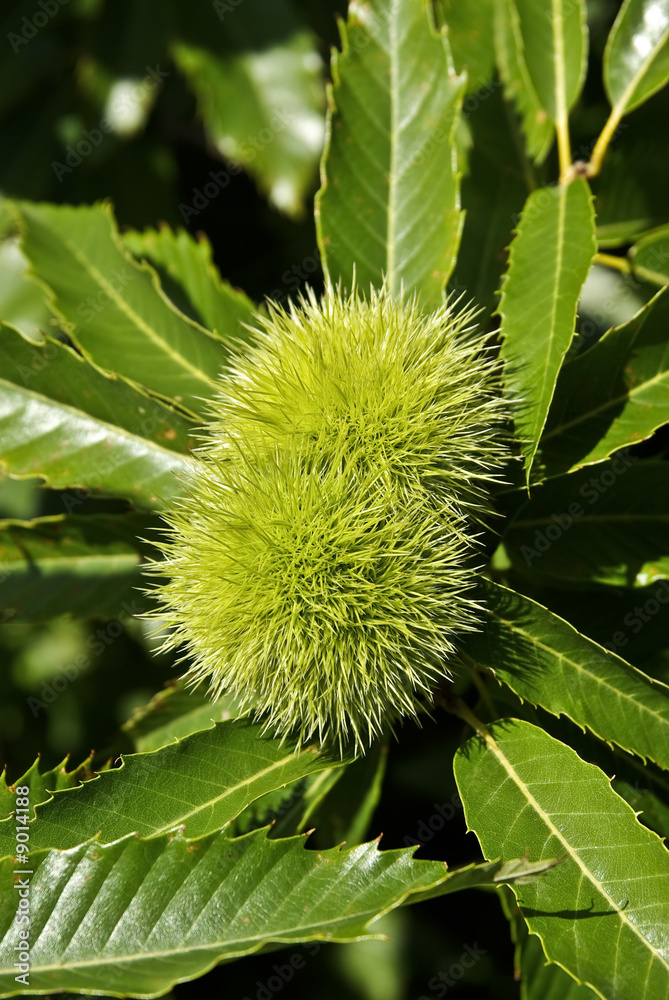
150,286 -> 506,753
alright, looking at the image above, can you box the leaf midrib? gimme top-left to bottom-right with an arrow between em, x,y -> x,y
551,0 -> 568,126
1,552 -> 141,570
486,608 -> 669,731
0,376 -> 190,465
35,213 -> 215,386
148,749 -> 321,837
540,360 -> 669,442
480,730 -> 669,974
5,863 -> 450,974
7,906 -> 385,973
386,0 -> 400,291
38,747 -> 322,842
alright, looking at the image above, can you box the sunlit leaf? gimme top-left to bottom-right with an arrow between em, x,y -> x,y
0,720 -> 349,857
316,0 -> 466,307
455,718 -> 669,1000
0,325 -> 193,510
172,0 -> 324,217
0,830 -> 550,997
498,177 -> 597,480
122,225 -> 257,345
16,201 -> 227,417
538,288 -> 669,478
604,0 -> 669,116
462,580 -> 669,772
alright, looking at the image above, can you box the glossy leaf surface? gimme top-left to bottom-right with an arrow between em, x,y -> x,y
498,177 -> 597,480
16,202 -> 226,417
0,832 -> 550,998
462,581 -> 669,772
316,0 -> 466,307
539,288 -> 669,478
604,0 -> 669,115
455,719 -> 669,1000
0,325 -> 193,509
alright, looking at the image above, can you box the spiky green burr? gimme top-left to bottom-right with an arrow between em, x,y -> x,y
151,286 -> 506,753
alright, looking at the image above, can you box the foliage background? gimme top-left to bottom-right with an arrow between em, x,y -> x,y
0,0 -> 668,997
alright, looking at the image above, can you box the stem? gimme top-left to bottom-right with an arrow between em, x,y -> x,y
448,697 -> 496,748
593,252 -> 632,275
588,106 -> 623,179
552,0 -> 572,184
459,651 -> 498,720
556,114 -> 573,184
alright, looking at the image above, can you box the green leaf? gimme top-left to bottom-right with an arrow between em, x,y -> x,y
515,0 -> 588,126
495,0 -> 587,163
121,682 -> 241,753
0,831 -> 550,998
434,0 -> 496,90
0,234 -> 52,343
604,0 -> 669,116
15,201 -> 227,418
560,726 -> 669,839
0,756 -> 91,823
450,84 -> 530,321
503,459 -> 669,587
299,739 -> 389,848
461,580 -> 669,772
597,218 -> 656,249
520,927 -> 600,999
498,177 -> 597,480
538,288 -> 669,478
315,0 -> 466,307
0,513 -> 159,621
630,224 -> 669,285
172,0 -> 324,217
455,718 -> 669,1000
0,325 -> 193,510
613,777 -> 669,840
0,720 -> 349,858
122,225 -> 257,345
494,0 -> 554,161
